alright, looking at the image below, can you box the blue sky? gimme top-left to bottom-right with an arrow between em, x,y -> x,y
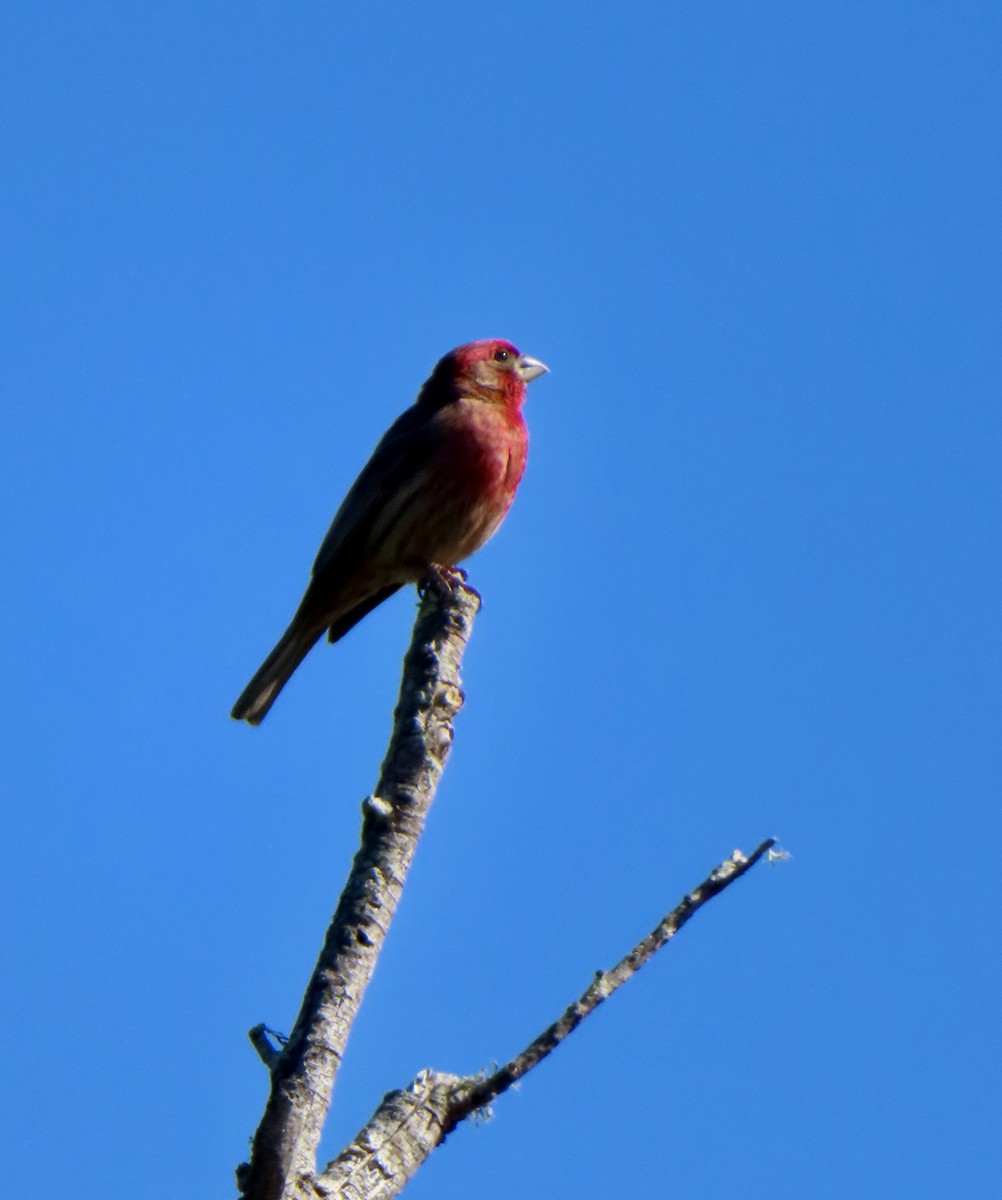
3,2 -> 1000,1196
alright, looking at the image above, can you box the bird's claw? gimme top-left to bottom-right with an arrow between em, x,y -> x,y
420,564 -> 472,599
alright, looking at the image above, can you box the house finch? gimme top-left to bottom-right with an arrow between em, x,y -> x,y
231,338 -> 548,725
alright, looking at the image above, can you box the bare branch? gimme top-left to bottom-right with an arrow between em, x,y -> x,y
249,1025 -> 283,1071
455,838 -> 777,1115
315,839 -> 778,1199
314,1072 -> 463,1199
237,582 -> 481,1200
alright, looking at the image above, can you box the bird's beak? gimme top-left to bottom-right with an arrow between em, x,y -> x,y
517,355 -> 549,383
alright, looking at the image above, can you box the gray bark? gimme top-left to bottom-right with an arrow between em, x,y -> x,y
235,578 -> 779,1199
238,581 -> 480,1200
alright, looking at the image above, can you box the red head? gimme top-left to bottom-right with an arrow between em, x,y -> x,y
422,339 -> 549,409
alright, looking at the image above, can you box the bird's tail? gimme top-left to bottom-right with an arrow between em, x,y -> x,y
230,622 -> 323,725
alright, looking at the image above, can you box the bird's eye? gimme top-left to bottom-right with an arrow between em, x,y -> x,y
493,349 -> 510,363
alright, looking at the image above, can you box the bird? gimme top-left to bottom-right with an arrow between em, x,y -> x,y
231,338 -> 548,725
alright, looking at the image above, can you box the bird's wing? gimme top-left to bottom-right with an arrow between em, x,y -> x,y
309,402 -> 439,579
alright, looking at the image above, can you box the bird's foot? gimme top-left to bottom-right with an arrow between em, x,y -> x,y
420,564 -> 478,600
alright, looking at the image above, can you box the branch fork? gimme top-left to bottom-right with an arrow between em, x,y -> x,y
236,578 -> 778,1200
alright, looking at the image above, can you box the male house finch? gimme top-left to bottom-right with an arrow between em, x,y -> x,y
231,338 -> 548,725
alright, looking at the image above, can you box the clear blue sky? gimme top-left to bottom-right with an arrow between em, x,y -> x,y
3,3 -> 999,1196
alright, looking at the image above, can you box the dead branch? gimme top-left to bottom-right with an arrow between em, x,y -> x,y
314,839 -> 777,1199
234,576 -> 778,1200
237,581 -> 481,1200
